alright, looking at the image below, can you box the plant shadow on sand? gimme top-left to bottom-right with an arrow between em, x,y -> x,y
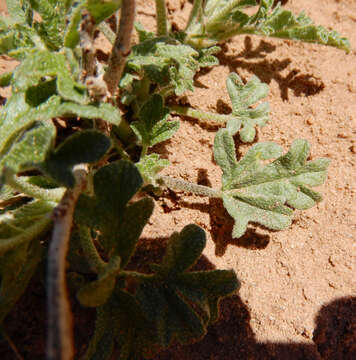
215,37 -> 325,101
0,234 -> 354,360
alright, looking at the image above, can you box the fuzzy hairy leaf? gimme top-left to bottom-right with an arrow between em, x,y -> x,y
64,0 -> 86,48
0,93 -> 59,170
136,154 -> 170,186
127,38 -> 216,97
42,130 -> 111,187
226,73 -> 269,142
77,256 -> 121,307
0,120 -> 55,173
84,288 -> 158,360
131,94 -> 179,147
0,239 -> 42,322
87,0 -> 122,24
214,130 -> 330,238
186,0 -> 350,52
75,161 -> 153,258
136,225 -> 239,347
29,0 -> 65,50
12,50 -> 88,104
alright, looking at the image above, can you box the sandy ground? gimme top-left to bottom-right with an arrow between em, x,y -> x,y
0,0 -> 355,359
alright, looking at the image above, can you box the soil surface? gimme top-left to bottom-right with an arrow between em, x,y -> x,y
0,0 -> 355,359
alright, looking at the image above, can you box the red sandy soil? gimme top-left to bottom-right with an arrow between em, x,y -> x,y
0,0 -> 355,359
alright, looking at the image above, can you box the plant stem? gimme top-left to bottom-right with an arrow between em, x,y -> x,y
47,166 -> 87,360
171,105 -> 231,124
4,168 -> 65,202
185,0 -> 203,31
79,226 -> 106,273
80,11 -> 96,79
158,175 -> 221,198
104,0 -> 136,96
155,0 -> 168,36
0,214 -> 53,255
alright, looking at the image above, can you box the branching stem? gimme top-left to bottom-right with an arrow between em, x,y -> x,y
104,0 -> 136,96
158,175 -> 221,198
47,166 -> 87,360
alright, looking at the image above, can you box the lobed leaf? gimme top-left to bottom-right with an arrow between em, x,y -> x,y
131,94 -> 179,147
214,129 -> 330,238
75,160 -> 153,258
136,224 -> 239,348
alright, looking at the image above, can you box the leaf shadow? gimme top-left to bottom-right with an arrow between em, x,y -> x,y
217,37 -> 325,101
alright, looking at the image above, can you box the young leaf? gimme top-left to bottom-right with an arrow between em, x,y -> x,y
131,94 -> 179,148
136,224 -> 239,347
42,130 -> 112,187
87,0 -> 122,24
64,0 -> 86,48
75,160 -> 154,258
136,154 -> 170,186
226,73 -> 270,142
214,129 -> 330,238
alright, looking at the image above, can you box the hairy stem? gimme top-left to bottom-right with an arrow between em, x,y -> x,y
80,11 -> 96,79
47,166 -> 87,360
185,0 -> 203,31
155,0 -> 168,36
104,0 -> 136,96
79,225 -> 106,274
158,175 -> 221,198
4,168 -> 65,202
171,105 -> 231,124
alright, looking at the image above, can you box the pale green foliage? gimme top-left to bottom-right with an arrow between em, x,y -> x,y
185,0 -> 350,51
136,154 -> 170,186
131,94 -> 179,148
214,129 -> 330,238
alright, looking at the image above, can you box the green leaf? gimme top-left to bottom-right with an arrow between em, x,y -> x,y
84,288 -> 158,360
131,94 -> 179,147
87,0 -> 122,24
135,22 -> 155,43
42,130 -> 111,187
214,130 -> 330,238
136,224 -> 239,347
0,93 -> 59,171
0,71 -> 13,87
29,0 -> 65,50
136,154 -> 170,186
77,256 -> 121,307
186,0 -> 350,52
12,50 -> 88,104
64,0 -> 86,48
57,102 -> 121,126
75,160 -> 152,257
0,239 -> 42,322
0,120 -> 56,173
6,0 -> 26,24
226,73 -> 270,142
